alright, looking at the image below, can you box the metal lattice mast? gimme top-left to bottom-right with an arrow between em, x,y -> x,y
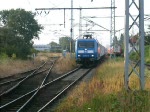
124,0 -> 145,90
70,0 -> 74,57
79,9 -> 82,38
110,0 -> 115,56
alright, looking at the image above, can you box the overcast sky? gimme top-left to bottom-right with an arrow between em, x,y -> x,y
0,0 -> 149,47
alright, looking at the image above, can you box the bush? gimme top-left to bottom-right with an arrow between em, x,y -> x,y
11,53 -> 17,59
129,52 -> 139,61
146,58 -> 150,64
0,53 -> 8,60
129,45 -> 150,64
145,45 -> 150,64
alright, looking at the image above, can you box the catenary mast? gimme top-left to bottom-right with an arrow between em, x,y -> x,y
124,0 -> 145,90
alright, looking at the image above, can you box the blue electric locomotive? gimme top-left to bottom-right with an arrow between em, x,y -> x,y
75,34 -> 106,66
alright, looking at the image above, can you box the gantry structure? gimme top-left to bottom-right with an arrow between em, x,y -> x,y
124,0 -> 145,90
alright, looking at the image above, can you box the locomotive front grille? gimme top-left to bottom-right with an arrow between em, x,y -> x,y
78,50 -> 84,53
78,50 -> 94,53
87,50 -> 94,53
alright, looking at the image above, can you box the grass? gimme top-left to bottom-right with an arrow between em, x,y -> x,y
36,52 -> 77,74
55,58 -> 150,112
0,52 -> 77,78
0,58 -> 41,78
52,55 -> 77,74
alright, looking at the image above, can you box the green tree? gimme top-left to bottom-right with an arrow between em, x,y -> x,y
49,41 -> 59,47
59,37 -> 75,52
59,37 -> 70,51
0,27 -> 16,56
118,33 -> 124,50
49,41 -> 61,53
145,35 -> 150,45
119,34 -> 124,45
114,36 -> 118,44
111,36 -> 118,47
145,25 -> 150,45
0,9 -> 43,58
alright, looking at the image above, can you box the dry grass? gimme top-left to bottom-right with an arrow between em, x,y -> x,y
52,56 -> 77,74
37,52 -> 77,75
35,53 -> 62,62
55,58 -> 150,112
0,53 -> 61,78
0,53 -> 77,78
0,59 -> 41,78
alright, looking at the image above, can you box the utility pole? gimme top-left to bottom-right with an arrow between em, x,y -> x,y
125,0 -> 145,90
79,9 -> 82,38
110,0 -> 115,58
70,0 -> 73,57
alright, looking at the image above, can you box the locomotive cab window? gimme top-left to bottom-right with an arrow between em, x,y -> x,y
78,42 -> 94,48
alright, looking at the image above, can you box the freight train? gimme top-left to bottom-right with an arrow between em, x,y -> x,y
107,45 -> 123,56
75,34 -> 106,67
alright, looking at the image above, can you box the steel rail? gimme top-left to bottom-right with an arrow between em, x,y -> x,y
17,60 -> 56,112
0,69 -> 35,82
0,68 -> 49,86
0,60 -> 52,111
0,62 -> 46,96
38,68 -> 92,112
0,88 -> 37,109
0,66 -> 80,110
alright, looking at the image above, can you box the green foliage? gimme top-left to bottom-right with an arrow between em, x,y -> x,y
129,52 -> 139,61
129,45 -> 150,64
84,94 -> 122,112
118,33 -> 124,51
112,36 -> 118,46
59,37 -> 75,52
146,59 -> 150,64
11,53 -> 16,59
0,53 -> 8,60
49,41 -> 59,47
114,57 -> 124,62
50,49 -> 62,53
49,41 -> 62,53
119,34 -> 124,44
61,91 -> 150,112
145,35 -> 150,45
0,9 -> 43,59
145,45 -> 150,64
145,25 -> 150,45
59,37 -> 70,51
30,48 -> 38,54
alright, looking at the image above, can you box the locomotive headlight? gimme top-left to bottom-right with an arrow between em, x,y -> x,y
78,55 -> 81,57
91,55 -> 94,57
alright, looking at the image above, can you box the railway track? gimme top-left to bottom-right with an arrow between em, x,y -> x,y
0,61 -> 50,96
0,66 -> 93,112
0,59 -> 56,109
37,68 -> 92,112
0,69 -> 35,83
0,61 -> 48,95
0,56 -> 60,95
0,56 -> 59,84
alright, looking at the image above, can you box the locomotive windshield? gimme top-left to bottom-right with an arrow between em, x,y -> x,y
78,42 -> 94,48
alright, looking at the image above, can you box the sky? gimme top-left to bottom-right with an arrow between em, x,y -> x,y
0,0 -> 149,47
